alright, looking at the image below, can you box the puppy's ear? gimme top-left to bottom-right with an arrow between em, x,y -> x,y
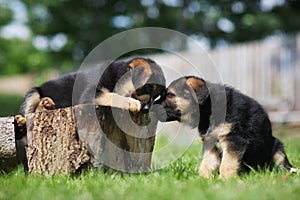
129,58 -> 152,88
186,77 -> 209,105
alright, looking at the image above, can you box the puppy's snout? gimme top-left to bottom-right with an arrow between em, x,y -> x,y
141,102 -> 151,113
134,94 -> 151,103
151,104 -> 167,122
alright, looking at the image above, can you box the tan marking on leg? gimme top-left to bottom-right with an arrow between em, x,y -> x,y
24,92 -> 41,115
15,114 -> 26,127
219,141 -> 240,179
199,145 -> 221,178
272,151 -> 286,170
35,97 -> 55,112
96,89 -> 141,112
210,123 -> 233,138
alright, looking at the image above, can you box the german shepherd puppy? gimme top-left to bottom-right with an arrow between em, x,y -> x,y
15,57 -> 166,167
156,76 -> 295,179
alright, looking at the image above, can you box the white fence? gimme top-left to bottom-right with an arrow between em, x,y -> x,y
152,34 -> 300,122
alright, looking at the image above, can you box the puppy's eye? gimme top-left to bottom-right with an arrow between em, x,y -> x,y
166,92 -> 175,98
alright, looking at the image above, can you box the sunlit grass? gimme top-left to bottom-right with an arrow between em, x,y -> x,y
1,134 -> 299,200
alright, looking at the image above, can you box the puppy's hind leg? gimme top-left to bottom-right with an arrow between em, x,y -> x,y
19,88 -> 42,116
35,97 -> 55,112
15,88 -> 41,137
15,88 -> 41,171
271,137 -> 297,172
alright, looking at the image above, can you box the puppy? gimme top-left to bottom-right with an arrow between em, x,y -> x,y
157,76 -> 294,179
15,57 -> 166,167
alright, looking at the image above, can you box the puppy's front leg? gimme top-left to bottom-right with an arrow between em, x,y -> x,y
95,91 -> 141,112
199,144 -> 221,178
219,140 -> 242,179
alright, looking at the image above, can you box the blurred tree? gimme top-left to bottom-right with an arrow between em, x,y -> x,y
0,6 -> 13,26
0,38 -> 51,75
1,0 -> 300,74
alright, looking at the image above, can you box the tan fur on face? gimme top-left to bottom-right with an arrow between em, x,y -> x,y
174,96 -> 194,123
113,71 -> 135,97
129,59 -> 152,75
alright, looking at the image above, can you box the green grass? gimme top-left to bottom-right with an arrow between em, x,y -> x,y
1,135 -> 300,200
0,94 -> 23,117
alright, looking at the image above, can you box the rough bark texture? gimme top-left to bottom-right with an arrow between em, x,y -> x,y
26,107 -> 90,175
74,105 -> 157,173
0,117 -> 17,172
26,104 -> 157,175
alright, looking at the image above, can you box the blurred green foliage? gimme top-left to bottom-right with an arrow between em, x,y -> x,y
0,7 -> 13,26
0,38 -> 51,75
1,0 -> 300,74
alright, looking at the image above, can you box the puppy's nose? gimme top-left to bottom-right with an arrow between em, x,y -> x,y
141,102 -> 151,113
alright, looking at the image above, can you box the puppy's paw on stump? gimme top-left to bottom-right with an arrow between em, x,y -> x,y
36,97 -> 55,112
128,98 -> 142,112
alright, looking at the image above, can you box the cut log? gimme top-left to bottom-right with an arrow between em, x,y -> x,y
0,117 -> 17,172
74,105 -> 157,172
26,104 -> 157,175
26,107 -> 90,175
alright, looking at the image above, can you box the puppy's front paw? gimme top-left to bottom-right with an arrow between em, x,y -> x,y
128,98 -> 142,112
198,164 -> 213,179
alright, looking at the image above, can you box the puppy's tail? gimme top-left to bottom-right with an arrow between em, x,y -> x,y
18,87 -> 41,116
271,137 -> 297,173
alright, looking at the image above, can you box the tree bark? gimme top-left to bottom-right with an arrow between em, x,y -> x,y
0,117 -> 17,172
26,104 -> 157,175
26,107 -> 90,175
74,105 -> 157,172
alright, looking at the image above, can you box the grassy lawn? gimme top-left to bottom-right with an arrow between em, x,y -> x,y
0,94 -> 23,117
1,134 -> 299,200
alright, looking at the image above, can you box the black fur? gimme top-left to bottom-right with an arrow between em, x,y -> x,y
19,58 -> 165,115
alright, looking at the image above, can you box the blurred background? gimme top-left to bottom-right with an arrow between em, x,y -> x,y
0,0 -> 300,126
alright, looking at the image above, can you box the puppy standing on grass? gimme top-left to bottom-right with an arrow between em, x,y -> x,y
15,57 -> 166,168
157,76 -> 295,179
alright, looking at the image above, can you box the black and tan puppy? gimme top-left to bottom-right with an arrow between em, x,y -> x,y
18,57 -> 165,116
15,57 -> 166,166
157,76 -> 295,179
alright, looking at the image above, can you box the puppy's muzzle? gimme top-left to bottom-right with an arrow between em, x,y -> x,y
133,94 -> 152,113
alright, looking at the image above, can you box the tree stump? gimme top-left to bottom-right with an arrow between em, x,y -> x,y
26,104 -> 158,175
74,105 -> 157,172
0,117 -> 18,172
26,107 -> 90,175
